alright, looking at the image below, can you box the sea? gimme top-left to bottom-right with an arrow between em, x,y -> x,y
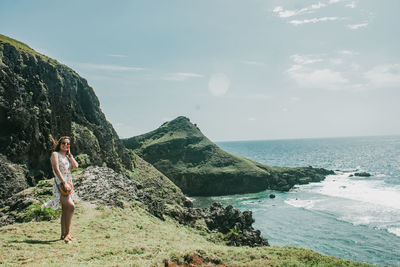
192,135 -> 400,266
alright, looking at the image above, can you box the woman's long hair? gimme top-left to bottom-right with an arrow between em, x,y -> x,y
50,135 -> 70,152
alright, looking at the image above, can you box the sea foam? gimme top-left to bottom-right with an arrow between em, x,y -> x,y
388,227 -> 400,237
284,198 -> 322,210
304,172 -> 400,210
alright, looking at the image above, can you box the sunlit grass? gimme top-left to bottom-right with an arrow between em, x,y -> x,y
0,200 -> 373,266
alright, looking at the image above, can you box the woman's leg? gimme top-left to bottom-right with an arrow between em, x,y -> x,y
60,195 -> 74,241
60,205 -> 66,239
64,196 -> 75,238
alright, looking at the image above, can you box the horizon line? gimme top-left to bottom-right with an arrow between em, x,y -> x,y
214,133 -> 400,143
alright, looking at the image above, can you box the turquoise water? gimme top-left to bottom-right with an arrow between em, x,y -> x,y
193,136 -> 400,266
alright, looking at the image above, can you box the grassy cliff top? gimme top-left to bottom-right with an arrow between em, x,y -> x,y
0,200 -> 372,266
122,116 -> 273,174
0,33 -> 59,65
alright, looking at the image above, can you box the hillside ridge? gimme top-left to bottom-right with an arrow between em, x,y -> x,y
122,116 -> 334,196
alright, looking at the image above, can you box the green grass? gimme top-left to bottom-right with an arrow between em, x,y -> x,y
0,34 -> 58,65
0,200 -> 373,267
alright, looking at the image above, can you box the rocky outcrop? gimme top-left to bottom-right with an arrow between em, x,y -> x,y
354,172 -> 371,177
74,166 -> 172,220
122,116 -> 334,196
168,202 -> 268,247
0,34 -> 133,192
0,154 -> 29,199
0,166 -> 183,225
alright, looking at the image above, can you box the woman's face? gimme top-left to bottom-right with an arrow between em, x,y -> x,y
60,138 -> 70,152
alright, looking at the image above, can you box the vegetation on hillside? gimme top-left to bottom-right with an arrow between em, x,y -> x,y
122,117 -> 333,196
0,34 -> 58,65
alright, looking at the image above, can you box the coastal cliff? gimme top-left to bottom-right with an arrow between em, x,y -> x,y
0,34 -> 265,247
0,34 -> 372,266
122,116 -> 334,196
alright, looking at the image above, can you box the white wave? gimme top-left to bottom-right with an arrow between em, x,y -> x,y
338,215 -> 374,226
302,173 -> 400,210
285,198 -> 322,210
388,227 -> 400,237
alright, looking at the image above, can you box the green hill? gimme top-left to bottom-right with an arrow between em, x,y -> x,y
122,116 -> 334,196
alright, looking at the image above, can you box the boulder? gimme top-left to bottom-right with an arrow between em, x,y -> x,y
354,172 -> 371,177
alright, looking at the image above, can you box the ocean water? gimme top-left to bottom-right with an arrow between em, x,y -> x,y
193,136 -> 400,266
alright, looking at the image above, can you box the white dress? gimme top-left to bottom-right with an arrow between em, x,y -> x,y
41,152 -> 76,210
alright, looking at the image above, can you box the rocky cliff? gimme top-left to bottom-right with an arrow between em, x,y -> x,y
122,116 -> 334,196
0,34 -> 133,191
0,34 -> 185,206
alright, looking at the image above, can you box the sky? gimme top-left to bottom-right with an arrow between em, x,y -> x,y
1,0 -> 399,141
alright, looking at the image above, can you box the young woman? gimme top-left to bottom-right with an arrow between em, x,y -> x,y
42,136 -> 79,243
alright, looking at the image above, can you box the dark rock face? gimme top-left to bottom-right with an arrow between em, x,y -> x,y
0,187 -> 40,226
122,116 -> 334,196
169,202 -> 268,247
0,154 -> 29,199
0,37 -> 133,194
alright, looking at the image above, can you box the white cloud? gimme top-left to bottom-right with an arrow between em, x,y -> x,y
272,3 -> 325,19
241,60 -> 265,66
311,2 -> 326,9
208,73 -> 230,96
73,62 -> 144,72
248,117 -> 256,121
226,93 -> 271,100
289,67 -> 348,90
288,54 -> 400,91
330,58 -> 343,65
107,54 -> 127,58
288,54 -> 348,90
328,0 -> 344,4
338,50 -> 359,56
347,23 -> 368,30
364,64 -> 400,88
346,2 -> 357,8
290,17 -> 342,25
350,63 -> 361,71
291,54 -> 323,65
162,72 -> 203,81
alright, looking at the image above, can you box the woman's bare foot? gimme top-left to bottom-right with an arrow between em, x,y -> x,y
65,234 -> 73,241
64,236 -> 70,244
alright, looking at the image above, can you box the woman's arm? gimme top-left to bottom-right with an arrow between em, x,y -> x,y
50,152 -> 66,184
66,152 -> 79,169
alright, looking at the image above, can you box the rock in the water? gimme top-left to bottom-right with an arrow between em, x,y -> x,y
269,194 -> 276,199
354,172 -> 371,177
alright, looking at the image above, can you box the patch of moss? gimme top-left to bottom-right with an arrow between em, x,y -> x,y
71,167 -> 84,174
36,179 -> 51,188
75,154 -> 91,167
23,204 -> 60,222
